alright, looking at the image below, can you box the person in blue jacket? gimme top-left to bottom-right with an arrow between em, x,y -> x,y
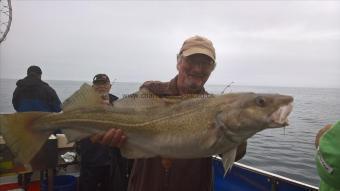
12,65 -> 62,189
12,65 -> 61,112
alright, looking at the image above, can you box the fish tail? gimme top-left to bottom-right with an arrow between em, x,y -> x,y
0,112 -> 51,164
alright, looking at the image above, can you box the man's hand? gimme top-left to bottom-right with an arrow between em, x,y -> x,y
315,124 -> 332,148
90,129 -> 127,148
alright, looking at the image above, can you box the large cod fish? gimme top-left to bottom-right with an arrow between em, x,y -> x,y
0,84 -> 293,171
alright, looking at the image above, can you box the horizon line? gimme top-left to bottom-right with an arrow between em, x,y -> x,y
1,77 -> 339,90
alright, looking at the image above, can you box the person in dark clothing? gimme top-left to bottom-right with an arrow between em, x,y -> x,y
12,65 -> 61,112
12,65 -> 62,189
78,74 -> 133,191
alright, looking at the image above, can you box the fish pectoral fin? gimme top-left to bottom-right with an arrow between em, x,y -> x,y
120,143 -> 157,159
221,148 -> 237,176
62,83 -> 103,112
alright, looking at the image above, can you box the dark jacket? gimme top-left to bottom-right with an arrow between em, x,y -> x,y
78,94 -> 119,166
128,76 -> 247,191
78,94 -> 133,191
12,75 -> 61,112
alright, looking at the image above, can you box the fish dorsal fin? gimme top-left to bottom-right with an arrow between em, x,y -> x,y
62,83 -> 102,112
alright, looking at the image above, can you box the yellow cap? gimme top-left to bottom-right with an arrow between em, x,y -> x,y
179,35 -> 216,62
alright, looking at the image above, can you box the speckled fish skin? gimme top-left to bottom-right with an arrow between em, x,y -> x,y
0,84 -> 293,170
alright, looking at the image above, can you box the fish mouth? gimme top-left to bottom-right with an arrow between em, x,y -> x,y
269,103 -> 293,127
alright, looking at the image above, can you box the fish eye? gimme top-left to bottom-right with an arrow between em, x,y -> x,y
255,96 -> 266,107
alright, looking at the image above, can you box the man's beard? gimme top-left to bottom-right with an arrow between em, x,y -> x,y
184,79 -> 204,93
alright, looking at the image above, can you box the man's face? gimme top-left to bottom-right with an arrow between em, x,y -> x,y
177,54 -> 214,94
92,82 -> 111,94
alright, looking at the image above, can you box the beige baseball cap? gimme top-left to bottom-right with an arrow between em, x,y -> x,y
179,35 -> 216,62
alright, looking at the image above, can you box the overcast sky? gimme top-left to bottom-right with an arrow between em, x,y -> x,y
0,0 -> 339,88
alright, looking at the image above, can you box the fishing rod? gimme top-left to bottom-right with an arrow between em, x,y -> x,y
221,81 -> 235,94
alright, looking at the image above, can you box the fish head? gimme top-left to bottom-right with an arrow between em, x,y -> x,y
216,93 -> 293,138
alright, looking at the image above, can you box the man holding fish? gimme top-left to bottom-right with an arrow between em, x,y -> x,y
94,35 -> 248,191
